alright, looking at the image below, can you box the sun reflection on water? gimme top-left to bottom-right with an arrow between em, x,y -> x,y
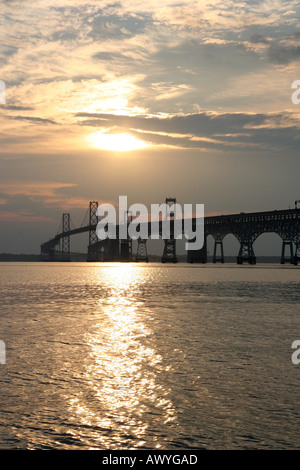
66,264 -> 177,449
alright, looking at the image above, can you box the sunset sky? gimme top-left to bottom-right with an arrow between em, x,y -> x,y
1,0 -> 300,254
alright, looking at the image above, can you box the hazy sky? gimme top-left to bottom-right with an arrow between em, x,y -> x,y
1,0 -> 300,254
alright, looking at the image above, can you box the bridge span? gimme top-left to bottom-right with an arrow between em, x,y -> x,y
40,201 -> 300,265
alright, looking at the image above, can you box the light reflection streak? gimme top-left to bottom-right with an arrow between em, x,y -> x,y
66,264 -> 177,449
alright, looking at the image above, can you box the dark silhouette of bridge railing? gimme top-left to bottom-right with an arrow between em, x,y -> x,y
40,201 -> 300,265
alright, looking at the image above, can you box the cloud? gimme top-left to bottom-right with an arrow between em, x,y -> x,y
0,181 -> 76,197
76,110 -> 300,152
6,115 -> 57,125
268,43 -> 300,64
88,10 -> 153,40
3,105 -> 35,111
250,33 -> 271,44
1,0 -> 299,125
0,181 -> 90,212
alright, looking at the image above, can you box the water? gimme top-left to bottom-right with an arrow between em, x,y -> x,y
0,262 -> 299,449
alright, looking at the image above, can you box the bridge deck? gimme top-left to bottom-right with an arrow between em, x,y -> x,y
41,208 -> 300,249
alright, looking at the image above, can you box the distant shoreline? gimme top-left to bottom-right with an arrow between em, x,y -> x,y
0,253 -> 285,263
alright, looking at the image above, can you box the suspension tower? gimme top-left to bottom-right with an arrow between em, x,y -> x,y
87,201 -> 101,261
61,213 -> 71,261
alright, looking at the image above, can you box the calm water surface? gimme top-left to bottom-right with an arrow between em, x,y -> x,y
0,262 -> 299,449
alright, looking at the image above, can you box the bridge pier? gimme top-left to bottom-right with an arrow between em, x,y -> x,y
87,241 -> 101,261
88,239 -> 120,261
119,211 -> 133,261
162,238 -> 177,263
237,239 -> 256,265
120,239 -> 132,261
213,238 -> 224,263
161,198 -> 177,263
292,235 -> 300,265
136,238 -> 148,262
281,239 -> 294,264
187,235 -> 207,263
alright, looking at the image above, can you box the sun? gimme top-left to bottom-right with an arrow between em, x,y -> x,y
88,131 -> 149,152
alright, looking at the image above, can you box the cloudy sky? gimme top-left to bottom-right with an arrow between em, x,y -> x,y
1,0 -> 300,254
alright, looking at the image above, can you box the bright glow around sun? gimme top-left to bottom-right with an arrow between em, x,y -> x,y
88,131 -> 149,152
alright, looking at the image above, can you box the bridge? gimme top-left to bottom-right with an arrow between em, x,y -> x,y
40,200 -> 300,265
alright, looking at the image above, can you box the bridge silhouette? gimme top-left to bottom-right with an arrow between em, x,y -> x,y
40,200 -> 300,265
